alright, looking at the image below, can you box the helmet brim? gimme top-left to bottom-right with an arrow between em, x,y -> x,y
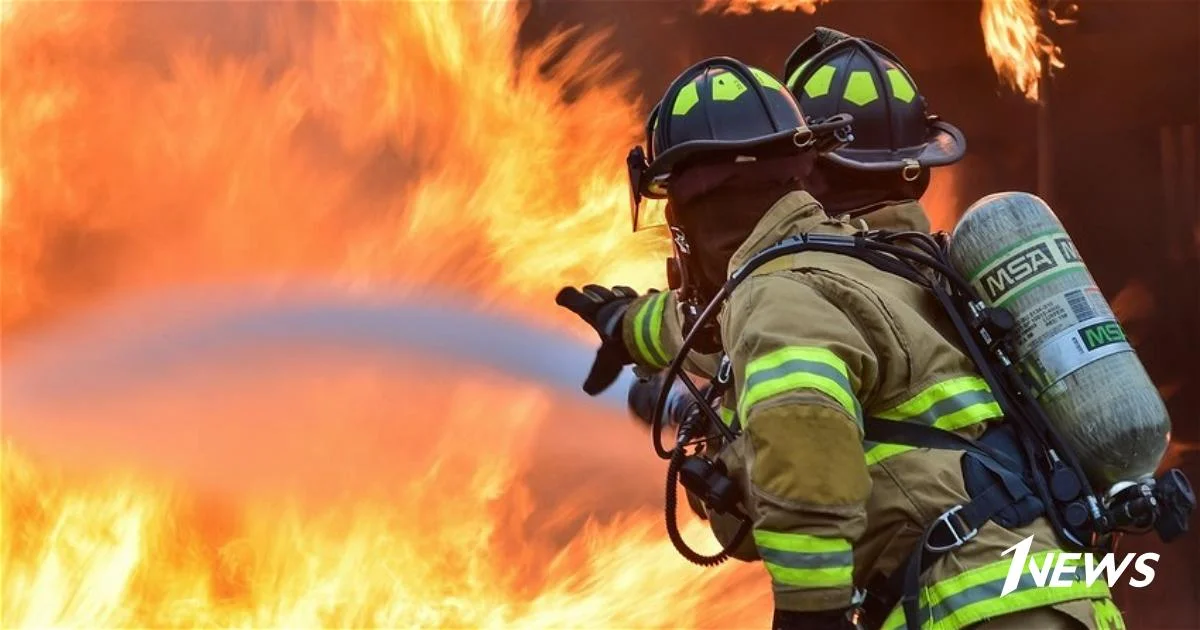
638,127 -> 810,199
821,120 -> 966,172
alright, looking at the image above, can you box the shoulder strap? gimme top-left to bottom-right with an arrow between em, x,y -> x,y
861,417 -> 1039,630
745,255 -> 796,278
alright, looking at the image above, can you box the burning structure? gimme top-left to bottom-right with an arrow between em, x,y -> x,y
1,0 -> 1197,628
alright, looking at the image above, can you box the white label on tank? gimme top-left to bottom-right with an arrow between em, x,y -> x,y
1021,316 -> 1133,395
1013,285 -> 1117,358
969,231 -> 1087,307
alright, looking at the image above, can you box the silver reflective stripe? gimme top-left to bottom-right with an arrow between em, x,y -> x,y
928,570 -> 1046,624
757,547 -> 854,571
902,388 -> 996,426
742,356 -> 861,423
864,376 -> 1002,466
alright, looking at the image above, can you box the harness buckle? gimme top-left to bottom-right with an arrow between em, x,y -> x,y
716,356 -> 733,386
925,504 -> 979,553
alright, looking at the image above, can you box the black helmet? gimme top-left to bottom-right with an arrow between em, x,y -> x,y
626,57 -> 850,231
783,27 -> 965,180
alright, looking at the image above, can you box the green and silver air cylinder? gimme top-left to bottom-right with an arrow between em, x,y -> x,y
947,191 -> 1169,491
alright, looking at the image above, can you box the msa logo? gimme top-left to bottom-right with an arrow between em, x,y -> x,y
974,234 -> 1084,305
1055,237 -> 1081,264
978,242 -> 1059,302
1000,535 -> 1159,597
1079,320 -> 1126,351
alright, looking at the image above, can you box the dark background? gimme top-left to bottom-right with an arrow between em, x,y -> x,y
522,1 -> 1200,627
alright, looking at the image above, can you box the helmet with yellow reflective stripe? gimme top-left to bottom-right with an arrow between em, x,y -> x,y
626,57 -> 835,231
784,27 -> 965,179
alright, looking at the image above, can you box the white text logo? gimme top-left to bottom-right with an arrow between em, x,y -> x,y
999,535 -> 1158,596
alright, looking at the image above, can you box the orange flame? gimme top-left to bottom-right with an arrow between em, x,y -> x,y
1,360 -> 768,627
980,0 -> 1066,102
699,0 -> 1069,103
0,0 -> 667,335
0,1 -> 777,626
699,0 -> 827,15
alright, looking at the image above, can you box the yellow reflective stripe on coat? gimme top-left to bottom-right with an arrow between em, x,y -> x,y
719,406 -> 736,428
753,530 -> 854,589
864,376 -> 1002,466
631,293 -> 670,368
739,346 -> 861,423
879,551 -> 1113,630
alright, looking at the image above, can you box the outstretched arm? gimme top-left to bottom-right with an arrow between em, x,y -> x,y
724,273 -> 879,616
621,289 -> 722,377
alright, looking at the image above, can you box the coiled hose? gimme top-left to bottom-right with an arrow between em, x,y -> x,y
664,446 -> 752,566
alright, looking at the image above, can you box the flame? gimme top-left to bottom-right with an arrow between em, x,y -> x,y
699,0 -> 827,15
0,1 -> 779,626
1,363 -> 767,627
980,0 -> 1067,102
699,0 -> 1069,103
0,0 -> 667,334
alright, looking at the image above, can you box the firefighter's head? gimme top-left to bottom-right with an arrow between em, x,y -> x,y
784,27 -> 966,216
625,57 -> 843,309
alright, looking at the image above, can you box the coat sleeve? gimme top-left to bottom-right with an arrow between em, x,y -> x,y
723,272 -> 880,612
621,290 -> 721,377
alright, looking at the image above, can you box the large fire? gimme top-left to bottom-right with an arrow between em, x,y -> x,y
2,337 -> 768,627
0,0 -> 666,334
0,0 -> 1079,627
0,1 -> 728,627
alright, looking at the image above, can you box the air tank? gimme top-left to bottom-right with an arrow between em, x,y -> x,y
947,192 -> 1169,491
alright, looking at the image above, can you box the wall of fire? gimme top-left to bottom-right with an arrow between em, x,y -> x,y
526,1 -> 1199,624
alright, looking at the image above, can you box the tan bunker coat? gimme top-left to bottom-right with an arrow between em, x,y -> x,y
621,191 -> 1125,630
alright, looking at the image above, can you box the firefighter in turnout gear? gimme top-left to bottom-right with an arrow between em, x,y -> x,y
557,44 -> 1125,630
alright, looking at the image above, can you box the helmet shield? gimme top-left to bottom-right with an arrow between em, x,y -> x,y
632,197 -> 669,232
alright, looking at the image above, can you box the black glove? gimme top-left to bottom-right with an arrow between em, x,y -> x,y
772,608 -> 863,630
555,284 -> 640,395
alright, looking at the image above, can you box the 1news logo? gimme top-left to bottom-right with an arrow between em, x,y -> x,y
1000,535 -> 1159,596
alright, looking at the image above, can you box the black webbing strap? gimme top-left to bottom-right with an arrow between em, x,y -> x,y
860,418 -> 1038,630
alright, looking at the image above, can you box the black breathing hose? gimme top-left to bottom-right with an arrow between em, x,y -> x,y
664,447 -> 752,566
651,284 -> 733,460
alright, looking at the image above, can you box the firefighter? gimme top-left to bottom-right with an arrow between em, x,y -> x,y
557,48 -> 1125,630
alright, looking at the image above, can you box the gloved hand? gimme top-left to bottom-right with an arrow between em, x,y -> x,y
772,608 -> 863,630
555,284 -> 640,395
